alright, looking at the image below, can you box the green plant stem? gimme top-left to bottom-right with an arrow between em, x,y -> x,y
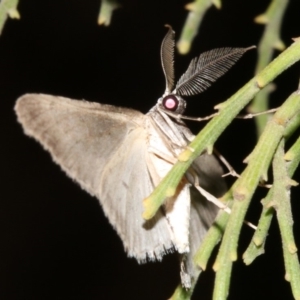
97,0 -> 120,26
143,37 -> 300,221
243,113 -> 300,265
0,0 -> 20,35
249,0 -> 288,136
242,193 -> 273,264
272,139 -> 300,300
169,285 -> 193,300
198,112 -> 300,268
177,0 -> 220,54
212,91 -> 300,300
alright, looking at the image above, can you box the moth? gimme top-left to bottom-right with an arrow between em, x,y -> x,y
15,26 -> 251,288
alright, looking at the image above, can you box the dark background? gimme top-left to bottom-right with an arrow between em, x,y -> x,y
2,0 -> 300,299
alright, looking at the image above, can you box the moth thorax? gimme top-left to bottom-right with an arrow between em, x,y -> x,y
159,94 -> 186,114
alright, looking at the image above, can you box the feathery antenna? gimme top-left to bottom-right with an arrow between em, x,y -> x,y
161,25 -> 175,96
174,46 -> 255,97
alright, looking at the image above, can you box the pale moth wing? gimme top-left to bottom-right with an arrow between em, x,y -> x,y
15,26 -> 250,288
15,94 -> 174,261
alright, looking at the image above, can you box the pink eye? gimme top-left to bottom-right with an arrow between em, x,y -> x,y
162,95 -> 179,111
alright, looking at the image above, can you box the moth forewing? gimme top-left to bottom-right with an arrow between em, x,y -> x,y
15,94 -> 175,262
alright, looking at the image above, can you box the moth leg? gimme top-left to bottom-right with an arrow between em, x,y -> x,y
189,169 -> 257,230
236,107 -> 278,119
158,107 -> 277,124
214,148 -> 272,188
147,146 -> 177,165
162,109 -> 218,123
188,168 -> 231,213
213,148 -> 240,178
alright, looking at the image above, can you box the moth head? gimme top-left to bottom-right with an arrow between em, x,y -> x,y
157,94 -> 186,114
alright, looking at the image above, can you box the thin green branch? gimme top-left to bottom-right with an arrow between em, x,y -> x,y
284,136 -> 300,174
255,0 -> 287,71
242,192 -> 273,265
169,285 -> 193,300
243,114 -> 300,265
284,111 -> 300,140
196,118 -> 300,267
213,260 -> 232,299
98,0 -> 120,26
176,0 -> 220,54
212,91 -> 300,300
249,0 -> 288,136
143,37 -> 300,221
0,0 -> 20,35
272,139 -> 300,300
